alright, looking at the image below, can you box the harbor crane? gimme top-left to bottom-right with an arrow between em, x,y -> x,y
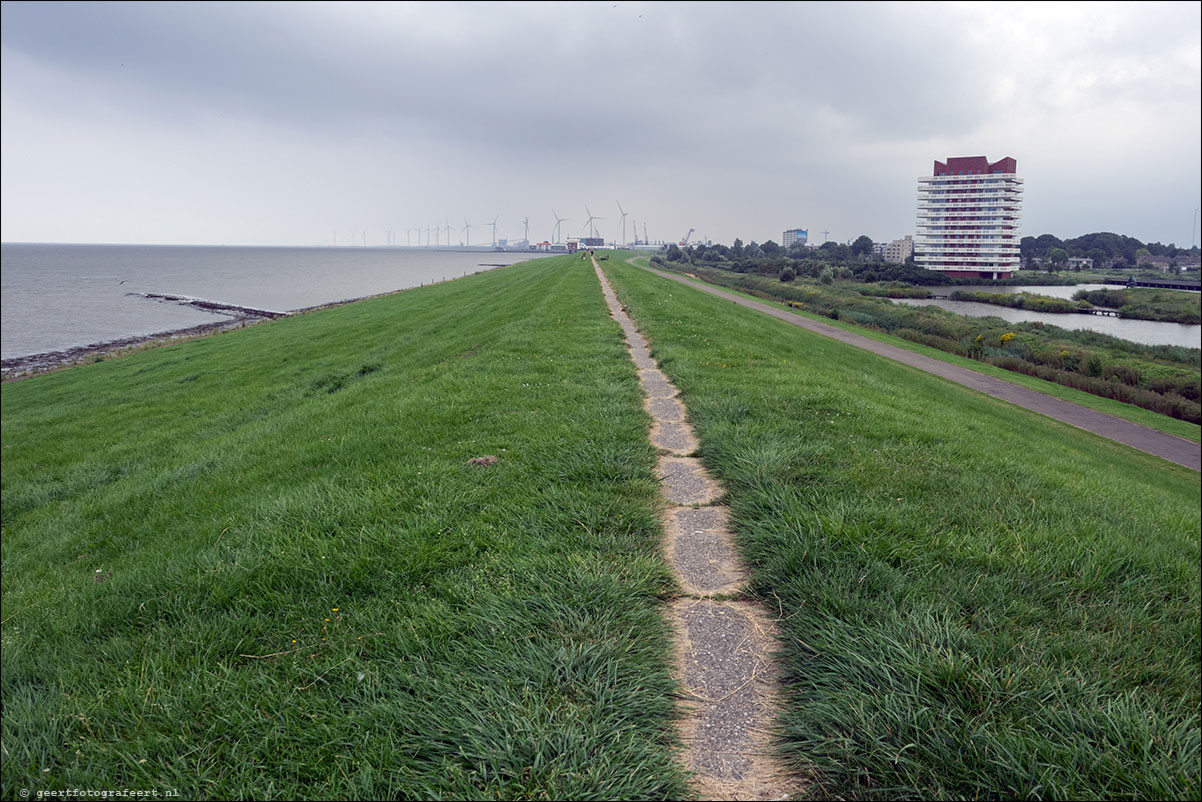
679,227 -> 694,246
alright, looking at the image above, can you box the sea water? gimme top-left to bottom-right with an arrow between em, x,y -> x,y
1,243 -> 540,360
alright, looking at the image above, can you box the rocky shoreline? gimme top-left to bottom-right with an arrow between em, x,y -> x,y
1,317 -> 268,381
1,291 -> 393,382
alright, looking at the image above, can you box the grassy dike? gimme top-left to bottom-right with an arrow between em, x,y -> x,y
1,256 -> 691,800
602,260 -> 1200,800
629,256 -> 1201,445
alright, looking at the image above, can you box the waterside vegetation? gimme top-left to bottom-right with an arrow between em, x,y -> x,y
929,287 -> 1200,325
1072,287 -> 1202,325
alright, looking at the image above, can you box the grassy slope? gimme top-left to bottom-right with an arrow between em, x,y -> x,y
628,256 -> 1201,444
604,260 -> 1200,800
1,256 -> 690,800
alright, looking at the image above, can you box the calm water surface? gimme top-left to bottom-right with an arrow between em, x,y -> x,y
2,243 -> 542,360
895,283 -> 1200,348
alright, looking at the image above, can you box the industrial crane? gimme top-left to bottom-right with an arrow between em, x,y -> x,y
679,227 -> 695,246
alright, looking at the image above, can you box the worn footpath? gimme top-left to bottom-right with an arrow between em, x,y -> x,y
593,257 -> 801,801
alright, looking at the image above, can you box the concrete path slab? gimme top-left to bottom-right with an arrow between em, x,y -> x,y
651,421 -> 699,455
640,368 -> 677,399
648,396 -> 687,423
665,507 -> 746,595
673,599 -> 797,801
659,456 -> 724,507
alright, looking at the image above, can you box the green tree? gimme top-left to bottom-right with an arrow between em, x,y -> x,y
1088,248 -> 1105,271
1049,248 -> 1068,270
761,240 -> 781,256
666,244 -> 682,262
820,242 -> 852,263
851,235 -> 874,257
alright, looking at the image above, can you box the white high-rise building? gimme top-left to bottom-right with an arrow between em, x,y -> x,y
915,156 -> 1023,279
879,235 -> 913,264
782,228 -> 808,248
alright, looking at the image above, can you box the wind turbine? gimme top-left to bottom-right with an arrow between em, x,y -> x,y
488,215 -> 499,247
552,210 -> 569,244
582,205 -> 604,241
523,217 -> 530,246
444,219 -> 454,247
462,218 -> 474,247
616,202 -> 629,247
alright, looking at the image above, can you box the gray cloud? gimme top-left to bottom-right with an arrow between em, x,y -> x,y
2,1 -> 1199,247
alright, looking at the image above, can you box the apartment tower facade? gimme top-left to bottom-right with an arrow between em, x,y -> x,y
782,228 -> 808,248
915,156 -> 1023,279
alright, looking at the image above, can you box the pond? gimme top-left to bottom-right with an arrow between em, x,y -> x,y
892,290 -> 1201,348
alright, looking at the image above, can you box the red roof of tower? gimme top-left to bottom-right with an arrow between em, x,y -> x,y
933,156 -> 1017,175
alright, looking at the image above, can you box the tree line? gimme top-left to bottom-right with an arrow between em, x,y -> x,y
665,230 -> 1198,275
1021,231 -> 1199,271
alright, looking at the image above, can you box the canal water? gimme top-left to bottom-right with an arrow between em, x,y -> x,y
895,285 -> 1200,348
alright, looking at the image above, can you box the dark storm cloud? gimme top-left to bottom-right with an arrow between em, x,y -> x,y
1,3 -> 992,162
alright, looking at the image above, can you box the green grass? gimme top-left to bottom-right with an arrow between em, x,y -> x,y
604,259 -> 1201,800
1,256 -> 690,800
630,255 -> 1201,444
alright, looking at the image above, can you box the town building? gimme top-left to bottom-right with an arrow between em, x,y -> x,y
876,235 -> 913,264
782,228 -> 808,248
915,156 -> 1023,279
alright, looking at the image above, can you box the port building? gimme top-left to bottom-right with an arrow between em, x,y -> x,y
915,156 -> 1023,279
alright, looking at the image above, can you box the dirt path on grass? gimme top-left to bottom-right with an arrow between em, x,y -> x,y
593,257 -> 802,801
638,264 -> 1200,473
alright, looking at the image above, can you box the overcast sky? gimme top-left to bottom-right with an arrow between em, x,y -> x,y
2,1 -> 1199,248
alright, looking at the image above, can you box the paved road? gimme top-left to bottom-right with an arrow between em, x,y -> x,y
638,265 -> 1201,472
